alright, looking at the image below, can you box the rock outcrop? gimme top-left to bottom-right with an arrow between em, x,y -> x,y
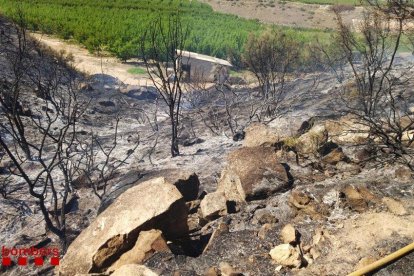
243,123 -> 280,147
59,177 -> 188,276
218,147 -> 293,201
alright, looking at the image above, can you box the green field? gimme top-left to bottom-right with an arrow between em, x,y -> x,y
127,67 -> 147,75
0,0 -> 330,63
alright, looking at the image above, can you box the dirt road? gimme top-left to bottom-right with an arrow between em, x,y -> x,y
30,33 -> 151,87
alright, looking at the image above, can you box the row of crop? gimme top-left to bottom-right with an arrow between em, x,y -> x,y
0,0 -> 330,66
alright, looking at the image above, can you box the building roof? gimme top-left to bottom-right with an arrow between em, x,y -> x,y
179,50 -> 232,67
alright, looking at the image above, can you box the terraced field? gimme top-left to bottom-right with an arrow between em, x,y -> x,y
0,0 -> 331,63
200,0 -> 363,29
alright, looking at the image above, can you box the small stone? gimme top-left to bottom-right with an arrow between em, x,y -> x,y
289,190 -> 311,207
342,185 -> 367,212
354,148 -> 373,162
336,223 -> 344,229
219,262 -> 243,276
248,255 -> 255,263
394,166 -> 412,182
204,266 -> 220,276
289,190 -> 329,220
200,192 -> 228,221
309,248 -> 321,260
280,224 -> 298,245
253,209 -> 278,225
382,197 -> 407,216
312,229 -> 329,246
322,147 -> 347,165
269,244 -> 302,268
187,213 -> 200,232
233,130 -> 245,142
275,265 -> 283,271
258,223 -> 273,240
303,254 -> 314,265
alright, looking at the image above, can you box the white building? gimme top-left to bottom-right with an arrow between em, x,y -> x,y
179,50 -> 232,83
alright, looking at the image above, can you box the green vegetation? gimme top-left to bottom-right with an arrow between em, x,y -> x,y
127,67 -> 147,75
0,0 -> 259,61
229,69 -> 244,77
0,0 -> 330,64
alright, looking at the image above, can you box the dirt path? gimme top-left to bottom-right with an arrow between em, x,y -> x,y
200,0 -> 363,29
30,33 -> 151,87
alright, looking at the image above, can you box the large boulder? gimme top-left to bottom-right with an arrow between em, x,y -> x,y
59,177 -> 188,276
243,123 -> 280,147
99,170 -> 199,213
218,147 -> 293,201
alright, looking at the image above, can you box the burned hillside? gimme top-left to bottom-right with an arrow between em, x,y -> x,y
1,2 -> 414,276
